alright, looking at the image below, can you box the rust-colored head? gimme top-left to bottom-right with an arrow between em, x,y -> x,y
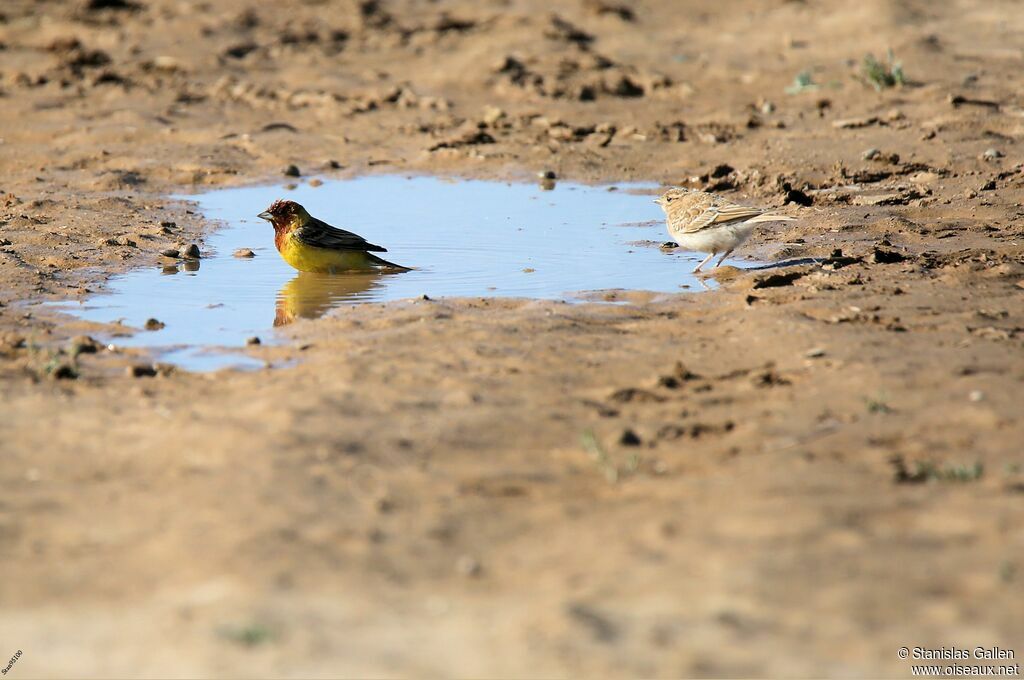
257,199 -> 307,230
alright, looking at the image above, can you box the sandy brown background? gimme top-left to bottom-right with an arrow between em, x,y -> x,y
1,0 -> 1023,677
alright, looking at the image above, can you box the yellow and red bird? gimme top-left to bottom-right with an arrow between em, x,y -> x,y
258,199 -> 409,273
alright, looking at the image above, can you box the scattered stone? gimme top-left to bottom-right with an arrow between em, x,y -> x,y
234,248 -> 255,258
159,248 -> 179,258
980,179 -> 997,191
308,178 -> 323,187
455,555 -> 482,578
246,336 -> 261,345
126,364 -> 158,378
538,170 -> 557,180
832,116 -> 879,129
619,428 -> 642,446
481,105 -> 505,125
283,164 -> 301,177
144,318 -> 165,331
968,390 -> 984,402
181,243 -> 201,259
522,268 -> 536,273
981,148 -> 1004,161
660,242 -> 679,250
862,148 -> 881,160
805,347 -> 827,358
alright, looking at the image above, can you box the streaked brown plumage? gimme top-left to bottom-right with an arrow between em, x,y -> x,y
655,188 -> 795,273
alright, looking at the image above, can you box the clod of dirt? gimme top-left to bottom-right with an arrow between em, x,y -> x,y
83,0 -> 140,10
50,363 -> 78,380
584,0 -> 636,21
126,364 -> 157,378
69,335 -> 100,355
283,164 -> 301,177
863,148 -> 900,163
144,318 -> 165,331
658,361 -> 700,388
234,248 -> 255,258
619,428 -> 642,446
751,270 -> 806,289
871,247 -> 907,264
782,184 -> 813,206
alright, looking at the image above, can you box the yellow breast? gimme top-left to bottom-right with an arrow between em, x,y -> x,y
278,233 -> 377,274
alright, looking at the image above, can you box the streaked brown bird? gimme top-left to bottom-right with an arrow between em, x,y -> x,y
655,188 -> 795,273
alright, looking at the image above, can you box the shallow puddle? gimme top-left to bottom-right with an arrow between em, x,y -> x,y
57,176 -> 732,370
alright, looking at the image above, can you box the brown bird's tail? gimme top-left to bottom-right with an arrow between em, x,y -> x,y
745,213 -> 796,224
367,252 -> 412,271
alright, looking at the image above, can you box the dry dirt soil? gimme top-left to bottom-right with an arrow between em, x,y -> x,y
1,0 -> 1023,677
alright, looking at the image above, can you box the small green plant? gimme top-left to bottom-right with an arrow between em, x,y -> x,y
581,429 -> 618,484
862,50 -> 905,90
865,394 -> 892,414
219,623 -> 274,647
892,456 -> 984,484
785,70 -> 819,95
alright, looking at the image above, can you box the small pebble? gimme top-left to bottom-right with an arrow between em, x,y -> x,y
283,164 -> 301,177
420,294 -> 432,301
981,148 -> 1004,161
308,178 -> 323,187
181,243 -> 200,259
455,555 -> 482,578
968,390 -> 984,402
159,248 -> 179,258
538,169 -> 557,180
144,318 -> 165,331
805,347 -> 826,358
522,267 -> 535,273
862,148 -> 881,160
234,248 -> 255,258
246,336 -> 261,345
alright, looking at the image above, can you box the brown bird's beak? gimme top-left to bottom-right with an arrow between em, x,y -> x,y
257,211 -> 272,222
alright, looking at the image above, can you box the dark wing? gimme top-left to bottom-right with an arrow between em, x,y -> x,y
293,216 -> 387,252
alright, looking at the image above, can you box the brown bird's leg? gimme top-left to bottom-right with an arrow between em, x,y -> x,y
714,249 -> 734,268
693,252 -> 715,273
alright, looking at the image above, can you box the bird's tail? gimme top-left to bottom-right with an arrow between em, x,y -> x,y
746,213 -> 796,224
367,252 -> 412,271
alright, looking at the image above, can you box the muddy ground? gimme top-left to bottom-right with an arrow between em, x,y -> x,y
1,0 -> 1023,677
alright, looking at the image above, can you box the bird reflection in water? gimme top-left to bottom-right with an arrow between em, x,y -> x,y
274,271 -> 399,326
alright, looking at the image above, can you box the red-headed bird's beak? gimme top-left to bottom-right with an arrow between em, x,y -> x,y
257,211 -> 273,222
